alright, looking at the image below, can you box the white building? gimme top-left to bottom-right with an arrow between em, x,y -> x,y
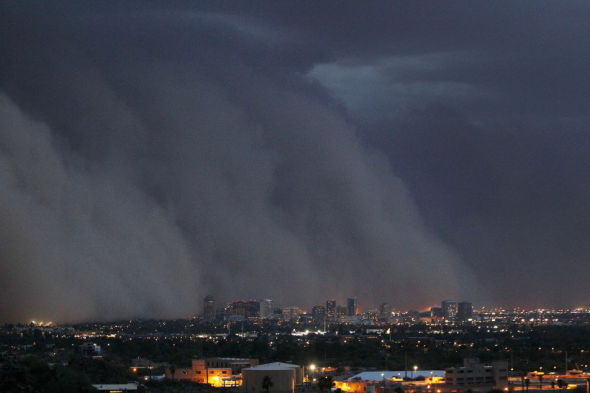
242,362 -> 303,393
91,383 -> 138,392
260,299 -> 274,319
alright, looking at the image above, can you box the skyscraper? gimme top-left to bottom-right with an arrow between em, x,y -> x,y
347,297 -> 357,316
311,305 -> 326,324
225,300 -> 260,318
441,300 -> 458,320
326,299 -> 336,320
260,299 -> 273,319
203,295 -> 216,321
457,301 -> 473,321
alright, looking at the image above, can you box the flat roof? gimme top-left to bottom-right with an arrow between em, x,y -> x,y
92,383 -> 138,391
347,371 -> 445,381
244,362 -> 300,371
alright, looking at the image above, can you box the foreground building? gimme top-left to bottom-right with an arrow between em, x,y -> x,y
334,370 -> 445,393
166,357 -> 258,386
444,358 -> 508,391
92,383 -> 138,392
242,362 -> 303,393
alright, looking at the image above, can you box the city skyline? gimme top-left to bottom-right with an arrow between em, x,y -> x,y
2,2 -> 590,323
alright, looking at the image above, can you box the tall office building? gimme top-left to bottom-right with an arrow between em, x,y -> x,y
282,306 -> 301,322
203,295 -> 216,321
326,300 -> 337,319
311,305 -> 326,324
380,302 -> 392,317
225,300 -> 261,318
260,299 -> 273,319
441,300 -> 458,320
430,307 -> 443,318
347,297 -> 358,316
457,302 -> 473,321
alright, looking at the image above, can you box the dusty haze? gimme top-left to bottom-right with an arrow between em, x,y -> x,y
1,2 -> 590,322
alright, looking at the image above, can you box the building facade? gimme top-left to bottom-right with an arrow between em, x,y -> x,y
260,299 -> 273,319
242,362 -> 303,393
444,358 -> 508,390
203,296 -> 216,321
441,300 -> 458,320
347,298 -> 358,316
166,357 -> 258,386
326,300 -> 337,320
457,302 -> 473,321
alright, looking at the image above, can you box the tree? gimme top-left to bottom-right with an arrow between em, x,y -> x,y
262,375 -> 273,393
318,376 -> 334,393
573,386 -> 585,393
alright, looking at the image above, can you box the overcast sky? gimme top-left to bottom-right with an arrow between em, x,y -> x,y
1,1 -> 589,322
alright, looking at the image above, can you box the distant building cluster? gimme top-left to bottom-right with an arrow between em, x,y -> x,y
200,296 -> 474,325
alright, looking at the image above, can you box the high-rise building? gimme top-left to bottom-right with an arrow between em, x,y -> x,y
260,299 -> 273,319
326,300 -> 337,319
430,307 -> 443,318
311,305 -> 326,324
347,297 -> 357,316
203,295 -> 216,321
282,306 -> 301,322
457,302 -> 473,321
442,300 -> 458,320
380,302 -> 392,315
225,300 -> 260,318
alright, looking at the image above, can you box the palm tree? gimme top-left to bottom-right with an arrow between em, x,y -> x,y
262,375 -> 273,393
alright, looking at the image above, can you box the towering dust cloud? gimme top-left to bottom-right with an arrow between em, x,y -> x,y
0,4 -> 476,322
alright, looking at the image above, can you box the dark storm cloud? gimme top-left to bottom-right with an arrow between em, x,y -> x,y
303,1 -> 590,307
0,1 -> 588,322
0,2 -> 481,322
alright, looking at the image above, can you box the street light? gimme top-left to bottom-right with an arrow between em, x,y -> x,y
413,365 -> 418,379
308,364 -> 316,384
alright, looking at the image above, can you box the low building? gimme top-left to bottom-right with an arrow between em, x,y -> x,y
242,362 -> 303,393
445,358 -> 508,391
334,370 -> 445,393
165,357 -> 258,386
91,383 -> 138,392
